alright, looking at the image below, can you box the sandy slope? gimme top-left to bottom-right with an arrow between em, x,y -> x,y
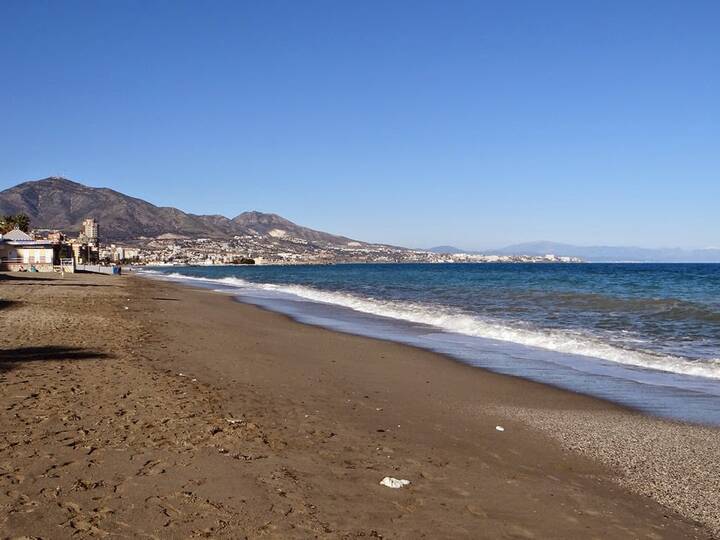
0,272 -> 714,538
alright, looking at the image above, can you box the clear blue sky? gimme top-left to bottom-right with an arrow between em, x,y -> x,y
1,1 -> 718,249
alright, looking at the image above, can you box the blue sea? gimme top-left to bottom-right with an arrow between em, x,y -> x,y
141,263 -> 720,425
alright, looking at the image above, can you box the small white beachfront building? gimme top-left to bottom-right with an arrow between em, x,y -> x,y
0,228 -> 62,272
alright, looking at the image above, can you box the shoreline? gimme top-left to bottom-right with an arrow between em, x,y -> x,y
138,269 -> 646,419
138,268 -> 720,426
126,275 -> 720,537
1,272 -> 718,537
226,292 -> 643,420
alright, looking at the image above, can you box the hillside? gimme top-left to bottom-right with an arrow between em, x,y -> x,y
0,177 -> 366,245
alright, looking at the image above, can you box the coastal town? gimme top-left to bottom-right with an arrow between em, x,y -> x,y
0,213 -> 581,271
133,235 -> 582,265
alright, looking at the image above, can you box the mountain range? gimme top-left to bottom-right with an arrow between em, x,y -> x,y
0,177 -> 363,245
429,242 -> 720,263
3,178 -> 717,262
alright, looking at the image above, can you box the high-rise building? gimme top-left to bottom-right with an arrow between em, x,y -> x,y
82,218 -> 99,244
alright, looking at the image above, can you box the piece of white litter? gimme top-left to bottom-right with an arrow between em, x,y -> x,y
191,378 -> 197,382
495,425 -> 505,432
123,306 -> 129,310
226,418 -> 242,424
380,477 -> 410,489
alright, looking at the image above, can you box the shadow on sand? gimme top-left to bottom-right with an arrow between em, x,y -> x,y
0,273 -> 110,287
0,273 -> 58,283
0,299 -> 19,311
0,346 -> 111,374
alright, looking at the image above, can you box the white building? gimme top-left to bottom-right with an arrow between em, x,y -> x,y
0,228 -> 61,271
82,218 -> 99,243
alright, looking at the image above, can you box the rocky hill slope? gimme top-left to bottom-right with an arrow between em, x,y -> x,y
0,177 -> 364,244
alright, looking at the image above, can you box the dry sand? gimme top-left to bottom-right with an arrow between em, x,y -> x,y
0,272 -> 717,538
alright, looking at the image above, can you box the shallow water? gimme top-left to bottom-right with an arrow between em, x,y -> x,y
141,263 -> 720,425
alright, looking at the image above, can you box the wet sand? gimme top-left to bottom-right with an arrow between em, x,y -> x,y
0,272 -> 717,538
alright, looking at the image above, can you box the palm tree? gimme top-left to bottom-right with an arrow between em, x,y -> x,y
0,215 -> 12,234
0,213 -> 31,234
13,214 -> 30,232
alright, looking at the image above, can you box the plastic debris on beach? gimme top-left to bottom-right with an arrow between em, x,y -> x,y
495,425 -> 505,432
380,477 -> 410,489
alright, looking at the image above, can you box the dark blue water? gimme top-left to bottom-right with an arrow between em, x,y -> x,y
143,263 -> 720,425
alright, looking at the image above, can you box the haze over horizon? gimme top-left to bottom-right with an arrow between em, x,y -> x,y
1,1 -> 718,250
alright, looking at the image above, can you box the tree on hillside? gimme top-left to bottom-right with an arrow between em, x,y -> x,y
0,216 -> 12,234
0,213 -> 31,234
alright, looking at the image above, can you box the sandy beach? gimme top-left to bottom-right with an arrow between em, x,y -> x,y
1,271 -> 718,539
